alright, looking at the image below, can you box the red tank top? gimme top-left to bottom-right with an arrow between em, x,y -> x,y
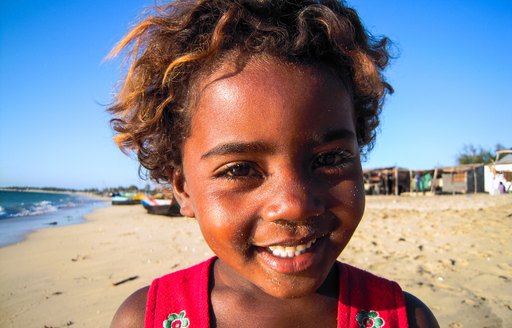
145,257 -> 408,327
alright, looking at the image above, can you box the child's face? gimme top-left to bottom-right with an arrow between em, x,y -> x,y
173,57 -> 365,298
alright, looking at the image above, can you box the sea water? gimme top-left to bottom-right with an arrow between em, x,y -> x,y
0,190 -> 108,247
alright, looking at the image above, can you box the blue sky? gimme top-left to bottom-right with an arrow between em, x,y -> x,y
1,0 -> 510,189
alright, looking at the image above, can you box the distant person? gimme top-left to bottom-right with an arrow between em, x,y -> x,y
415,172 -> 421,193
107,1 -> 439,327
387,173 -> 394,195
498,181 -> 506,194
379,172 -> 386,195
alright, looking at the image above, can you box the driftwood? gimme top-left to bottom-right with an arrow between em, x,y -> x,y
112,275 -> 139,286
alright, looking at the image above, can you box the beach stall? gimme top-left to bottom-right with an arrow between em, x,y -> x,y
485,150 -> 512,194
409,169 -> 438,194
439,164 -> 485,194
363,167 -> 411,195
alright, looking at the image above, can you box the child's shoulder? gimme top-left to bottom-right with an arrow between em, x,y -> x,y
110,286 -> 149,328
340,262 -> 439,328
403,291 -> 440,328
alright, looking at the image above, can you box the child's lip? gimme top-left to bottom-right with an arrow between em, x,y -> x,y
255,235 -> 328,273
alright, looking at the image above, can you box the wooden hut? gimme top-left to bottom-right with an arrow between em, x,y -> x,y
438,164 -> 485,194
363,167 -> 411,195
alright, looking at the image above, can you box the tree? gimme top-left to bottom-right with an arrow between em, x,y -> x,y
456,144 -> 509,165
127,185 -> 139,192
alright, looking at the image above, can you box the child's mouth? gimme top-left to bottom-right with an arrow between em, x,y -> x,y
267,239 -> 317,258
255,236 -> 328,274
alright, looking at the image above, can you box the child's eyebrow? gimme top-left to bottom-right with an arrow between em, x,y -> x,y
200,129 -> 355,160
201,141 -> 275,159
313,128 -> 356,145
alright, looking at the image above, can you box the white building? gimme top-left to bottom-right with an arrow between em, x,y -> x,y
484,150 -> 512,194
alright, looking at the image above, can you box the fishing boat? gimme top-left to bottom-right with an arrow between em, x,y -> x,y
111,192 -> 145,205
141,196 -> 181,216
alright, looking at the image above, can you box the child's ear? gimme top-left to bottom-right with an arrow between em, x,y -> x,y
171,168 -> 195,218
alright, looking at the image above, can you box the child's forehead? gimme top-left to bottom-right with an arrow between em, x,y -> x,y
183,54 -> 355,141
194,55 -> 345,99
186,55 -> 355,132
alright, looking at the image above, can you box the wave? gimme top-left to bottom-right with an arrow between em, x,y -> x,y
58,202 -> 78,209
1,200 -> 64,219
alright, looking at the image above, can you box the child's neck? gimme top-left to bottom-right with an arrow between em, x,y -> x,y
210,260 -> 339,327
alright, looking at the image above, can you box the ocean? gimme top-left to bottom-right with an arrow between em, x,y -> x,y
0,190 -> 108,247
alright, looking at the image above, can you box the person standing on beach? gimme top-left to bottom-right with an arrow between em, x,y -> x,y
498,181 -> 506,194
108,1 -> 439,327
415,172 -> 422,194
387,173 -> 394,195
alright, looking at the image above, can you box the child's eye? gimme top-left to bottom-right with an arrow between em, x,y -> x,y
312,150 -> 354,171
214,162 -> 262,180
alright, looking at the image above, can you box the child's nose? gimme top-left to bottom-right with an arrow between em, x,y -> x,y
260,170 -> 325,223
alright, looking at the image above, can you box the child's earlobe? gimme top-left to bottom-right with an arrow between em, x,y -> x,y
171,169 -> 196,218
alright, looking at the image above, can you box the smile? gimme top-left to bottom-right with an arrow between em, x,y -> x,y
268,239 -> 317,258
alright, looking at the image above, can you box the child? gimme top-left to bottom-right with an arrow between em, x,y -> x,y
108,1 -> 439,327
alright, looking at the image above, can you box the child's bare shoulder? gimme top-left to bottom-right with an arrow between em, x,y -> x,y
404,291 -> 440,328
110,286 -> 149,328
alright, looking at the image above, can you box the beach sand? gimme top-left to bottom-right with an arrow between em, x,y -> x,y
0,194 -> 510,327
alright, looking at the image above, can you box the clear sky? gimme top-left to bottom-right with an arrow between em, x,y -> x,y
1,0 -> 510,189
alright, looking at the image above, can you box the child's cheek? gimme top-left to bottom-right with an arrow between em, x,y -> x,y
327,165 -> 365,208
194,188 -> 257,251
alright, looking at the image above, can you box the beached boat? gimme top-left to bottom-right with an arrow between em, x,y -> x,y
141,196 -> 181,216
111,192 -> 145,205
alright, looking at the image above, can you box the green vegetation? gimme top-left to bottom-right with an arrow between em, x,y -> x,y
456,144 -> 509,165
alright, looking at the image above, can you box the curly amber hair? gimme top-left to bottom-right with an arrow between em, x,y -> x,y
108,0 -> 393,183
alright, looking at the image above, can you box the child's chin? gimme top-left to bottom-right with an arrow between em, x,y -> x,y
257,275 -> 327,299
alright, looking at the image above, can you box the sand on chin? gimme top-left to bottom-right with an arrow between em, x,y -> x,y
0,194 -> 510,327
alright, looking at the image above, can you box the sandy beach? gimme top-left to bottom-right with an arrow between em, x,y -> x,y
0,194 -> 510,327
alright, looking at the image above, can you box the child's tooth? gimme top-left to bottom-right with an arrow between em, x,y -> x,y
268,238 -> 319,258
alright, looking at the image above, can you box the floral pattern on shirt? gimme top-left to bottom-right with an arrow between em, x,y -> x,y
163,310 -> 190,328
356,310 -> 385,328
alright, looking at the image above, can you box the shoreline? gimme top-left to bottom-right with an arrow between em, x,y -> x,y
0,204 -> 210,327
0,194 -> 510,327
0,190 -> 109,248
